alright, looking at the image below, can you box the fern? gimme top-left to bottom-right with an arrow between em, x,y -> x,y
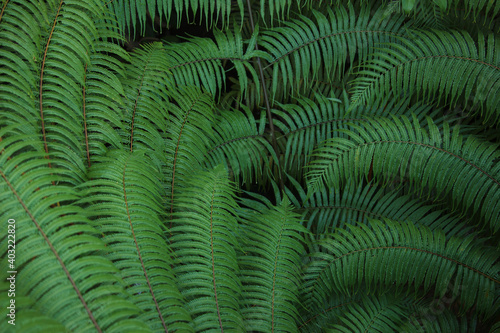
307,115 -> 500,232
302,219 -> 499,317
1,0 -> 499,331
170,165 -> 243,331
239,196 -> 307,332
350,30 -> 500,123
80,150 -> 193,332
259,3 -> 408,99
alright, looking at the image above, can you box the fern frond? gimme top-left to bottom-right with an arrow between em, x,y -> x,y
120,42 -> 170,157
297,293 -> 357,332
303,219 -> 500,318
1,0 -> 106,184
203,105 -> 273,185
259,3 -> 408,99
83,14 -> 129,166
170,165 -> 243,331
164,29 -> 266,99
287,176 -> 470,237
80,149 -> 193,332
307,116 -> 500,232
239,196 -> 307,332
0,0 -> 45,146
274,92 -> 447,177
350,30 -> 500,124
36,0 -> 108,184
329,294 -> 407,332
0,135 -> 147,332
165,86 -> 214,218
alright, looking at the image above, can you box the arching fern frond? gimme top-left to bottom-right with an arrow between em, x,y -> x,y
120,42 -> 170,157
307,116 -> 500,232
287,176 -> 471,237
350,30 -> 500,124
170,165 -> 243,332
0,135 -> 148,332
274,92 -> 445,177
239,196 -> 308,332
165,86 -> 215,218
36,0 -> 108,185
1,0 -> 107,185
259,3 -> 408,99
328,293 -> 408,332
302,219 -> 500,318
80,149 -> 193,332
203,105 -> 274,185
0,0 -> 45,145
164,29 -> 265,99
83,14 -> 129,167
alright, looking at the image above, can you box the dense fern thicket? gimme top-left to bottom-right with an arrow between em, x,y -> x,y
0,0 -> 499,332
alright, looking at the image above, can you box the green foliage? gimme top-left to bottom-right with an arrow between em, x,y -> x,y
0,0 -> 499,332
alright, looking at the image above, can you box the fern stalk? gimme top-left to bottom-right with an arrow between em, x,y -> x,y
245,0 -> 284,194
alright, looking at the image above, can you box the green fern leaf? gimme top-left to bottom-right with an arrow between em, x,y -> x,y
350,30 -> 500,124
120,42 -> 170,157
170,165 -> 244,331
203,105 -> 273,185
303,219 -> 499,318
165,29 -> 266,99
239,196 -> 307,332
0,135 -> 148,332
165,86 -> 215,218
307,115 -> 500,232
330,294 -> 408,332
80,149 -> 193,332
259,3 -> 408,99
83,14 -> 129,167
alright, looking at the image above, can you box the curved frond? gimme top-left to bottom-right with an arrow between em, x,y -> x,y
302,219 -> 500,318
259,3 -> 408,99
83,14 -> 129,166
0,0 -> 46,147
275,92 -> 449,177
203,105 -> 274,185
329,294 -> 407,332
170,165 -> 243,331
120,42 -> 170,157
80,149 -> 193,332
36,0 -> 106,184
287,176 -> 471,238
1,0 -> 107,185
0,135 -> 147,332
165,29 -> 265,99
307,116 -> 500,232
350,30 -> 500,124
165,86 -> 215,217
239,196 -> 307,332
